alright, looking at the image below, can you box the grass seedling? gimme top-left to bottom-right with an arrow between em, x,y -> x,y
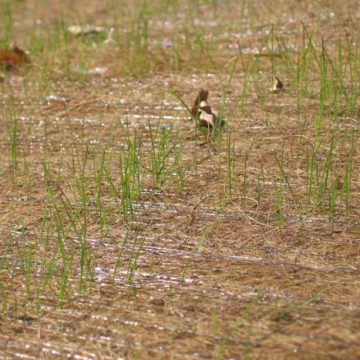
344,133 -> 355,221
56,183 -> 93,297
314,136 -> 335,209
275,154 -> 300,211
148,121 -> 180,187
274,185 -> 284,226
241,153 -> 248,209
10,115 -> 18,186
218,291 -> 262,360
255,162 -> 265,209
113,230 -> 130,281
94,145 -> 109,237
224,133 -> 232,197
127,228 -> 144,285
272,294 -> 320,322
0,281 -> 7,312
181,225 -> 213,281
118,131 -> 142,221
242,322 -> 254,360
174,146 -> 187,195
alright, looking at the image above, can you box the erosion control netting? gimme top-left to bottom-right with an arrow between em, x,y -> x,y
1,1 -> 360,359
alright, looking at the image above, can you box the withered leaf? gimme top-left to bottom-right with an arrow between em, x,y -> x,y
270,76 -> 284,93
190,89 -> 225,129
0,46 -> 31,71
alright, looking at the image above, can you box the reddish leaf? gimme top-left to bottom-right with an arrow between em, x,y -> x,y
0,46 -> 31,72
190,89 -> 224,129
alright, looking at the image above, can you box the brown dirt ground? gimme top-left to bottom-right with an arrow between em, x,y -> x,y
0,1 -> 360,359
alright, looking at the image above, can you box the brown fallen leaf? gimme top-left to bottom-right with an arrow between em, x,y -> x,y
191,89 -> 225,128
270,76 -> 284,93
0,46 -> 31,71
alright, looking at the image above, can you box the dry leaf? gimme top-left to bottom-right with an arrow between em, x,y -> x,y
270,76 -> 284,93
104,27 -> 115,44
0,46 -> 31,71
191,89 -> 224,128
